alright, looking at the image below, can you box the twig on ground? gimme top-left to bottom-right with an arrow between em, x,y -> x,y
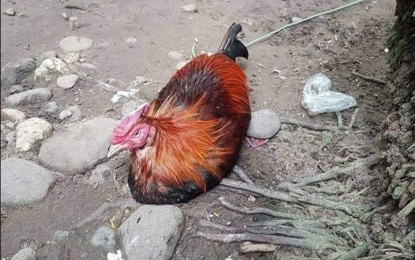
351,72 -> 387,85
280,116 -> 338,132
232,165 -> 255,185
397,199 -> 415,218
135,3 -> 147,29
63,5 -> 86,11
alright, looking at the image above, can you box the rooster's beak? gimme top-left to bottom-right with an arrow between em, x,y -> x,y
107,143 -> 127,158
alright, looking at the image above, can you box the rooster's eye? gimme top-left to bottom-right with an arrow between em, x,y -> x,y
133,130 -> 141,137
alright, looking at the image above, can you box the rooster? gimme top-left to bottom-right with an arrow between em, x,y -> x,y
107,23 -> 250,204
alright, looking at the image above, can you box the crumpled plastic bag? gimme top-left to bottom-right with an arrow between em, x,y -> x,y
301,73 -> 357,116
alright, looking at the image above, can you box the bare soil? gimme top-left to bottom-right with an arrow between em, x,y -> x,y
2,0 -> 406,259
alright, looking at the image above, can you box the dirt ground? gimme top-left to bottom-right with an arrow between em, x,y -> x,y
1,0 -> 405,259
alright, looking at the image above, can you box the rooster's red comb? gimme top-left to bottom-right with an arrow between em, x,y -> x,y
111,103 -> 150,144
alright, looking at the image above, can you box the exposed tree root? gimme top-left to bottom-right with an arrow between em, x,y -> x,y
280,116 -> 338,132
218,196 -> 300,219
291,154 -> 380,187
239,242 -> 277,253
232,165 -> 255,185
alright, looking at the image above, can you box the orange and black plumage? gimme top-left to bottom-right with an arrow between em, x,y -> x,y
108,23 -> 250,204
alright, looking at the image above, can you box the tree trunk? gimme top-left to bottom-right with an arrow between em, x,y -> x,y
383,0 -> 414,212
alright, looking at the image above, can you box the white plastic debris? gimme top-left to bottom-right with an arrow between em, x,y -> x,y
301,73 -> 357,116
107,250 -> 124,260
110,90 -> 139,103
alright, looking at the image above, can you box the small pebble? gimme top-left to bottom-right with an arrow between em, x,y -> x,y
4,8 -> 16,16
61,12 -> 68,20
57,74 -> 79,89
182,4 -> 197,12
248,196 -> 256,203
125,37 -> 138,44
69,16 -> 78,22
59,109 -> 72,120
5,131 -> 16,144
291,17 -> 302,23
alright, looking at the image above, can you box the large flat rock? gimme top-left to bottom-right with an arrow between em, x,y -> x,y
38,117 -> 116,175
120,205 -> 184,260
1,158 -> 55,205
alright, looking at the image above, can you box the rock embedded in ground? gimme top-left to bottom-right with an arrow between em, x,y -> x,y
1,108 -> 26,123
39,117 -> 116,175
87,164 -> 111,187
4,88 -> 52,107
59,36 -> 93,52
91,225 -> 116,252
182,3 -> 197,12
10,85 -> 24,94
247,109 -> 281,139
16,117 -> 53,152
34,58 -> 69,82
1,58 -> 36,88
120,205 -> 184,260
1,158 -> 55,205
57,74 -> 79,89
10,247 -> 37,260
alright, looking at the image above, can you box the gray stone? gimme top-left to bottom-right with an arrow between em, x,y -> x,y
39,117 -> 116,175
37,50 -> 57,66
59,36 -> 93,52
91,225 -> 115,252
1,58 -> 36,88
120,205 -> 184,260
10,247 -> 36,260
1,158 -> 55,205
10,85 -> 24,94
4,88 -> 52,106
57,74 -> 79,89
1,108 -> 26,122
182,3 -> 197,12
16,117 -> 53,152
34,58 -> 69,82
168,51 -> 182,60
45,101 -> 58,115
247,109 -> 281,139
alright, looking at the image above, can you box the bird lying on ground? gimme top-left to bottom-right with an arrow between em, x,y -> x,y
107,23 -> 251,204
